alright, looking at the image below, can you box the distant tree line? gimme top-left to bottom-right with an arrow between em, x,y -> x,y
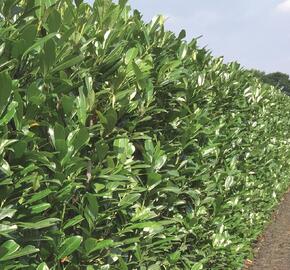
251,70 -> 290,95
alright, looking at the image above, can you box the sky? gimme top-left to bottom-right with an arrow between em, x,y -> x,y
88,0 -> 290,74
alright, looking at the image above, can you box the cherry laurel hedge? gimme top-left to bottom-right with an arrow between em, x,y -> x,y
1,0 -> 290,269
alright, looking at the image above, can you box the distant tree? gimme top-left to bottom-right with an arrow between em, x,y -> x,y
250,69 -> 290,95
263,72 -> 290,94
250,69 -> 266,79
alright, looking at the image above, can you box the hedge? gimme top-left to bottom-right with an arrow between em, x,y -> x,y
1,1 -> 290,269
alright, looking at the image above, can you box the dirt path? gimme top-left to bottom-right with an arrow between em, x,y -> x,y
245,189 -> 290,270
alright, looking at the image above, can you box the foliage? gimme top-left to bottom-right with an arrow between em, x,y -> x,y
251,69 -> 290,95
1,0 -> 290,269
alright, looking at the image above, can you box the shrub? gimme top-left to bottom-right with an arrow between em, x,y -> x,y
1,1 -> 290,269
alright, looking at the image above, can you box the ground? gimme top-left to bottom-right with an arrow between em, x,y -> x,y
244,189 -> 290,270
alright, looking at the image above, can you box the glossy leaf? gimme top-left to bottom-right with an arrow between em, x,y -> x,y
0,71 -> 12,115
57,236 -> 83,259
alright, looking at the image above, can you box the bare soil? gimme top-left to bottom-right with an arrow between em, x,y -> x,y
244,188 -> 290,270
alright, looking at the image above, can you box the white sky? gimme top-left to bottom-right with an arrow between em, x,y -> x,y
88,0 -> 290,74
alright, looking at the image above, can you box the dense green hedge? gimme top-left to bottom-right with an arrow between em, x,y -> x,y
1,0 -> 290,269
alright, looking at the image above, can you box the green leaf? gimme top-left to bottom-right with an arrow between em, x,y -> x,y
61,95 -> 75,115
0,245 -> 39,261
40,39 -> 56,74
225,176 -> 234,190
54,123 -> 66,142
149,15 -> 165,33
76,87 -> 87,125
29,203 -> 51,214
84,238 -> 114,255
120,221 -> 173,234
27,83 -> 45,105
154,154 -> 167,171
0,240 -> 20,258
113,137 -> 135,163
68,126 -> 90,153
24,189 -> 52,205
131,207 -> 157,222
21,24 -> 37,47
125,47 -> 138,65
63,215 -> 84,230
119,193 -> 141,207
0,71 -> 12,115
147,172 -> 162,189
168,250 -> 181,264
11,39 -> 26,58
57,236 -> 83,259
0,224 -> 18,235
179,42 -> 188,60
52,55 -> 84,73
0,43 -> 4,57
178,29 -> 186,39
0,139 -> 17,156
52,123 -> 67,156
148,263 -> 161,270
35,0 -> 45,18
44,0 -> 58,8
47,9 -> 61,33
18,218 -> 60,229
0,207 -> 16,221
118,257 -> 129,270
12,141 -> 27,159
97,108 -> 117,135
0,101 -> 18,126
132,62 -> 147,90
95,141 -> 109,162
22,33 -> 57,57
37,262 -> 49,270
191,262 -> 203,270
85,76 -> 95,111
